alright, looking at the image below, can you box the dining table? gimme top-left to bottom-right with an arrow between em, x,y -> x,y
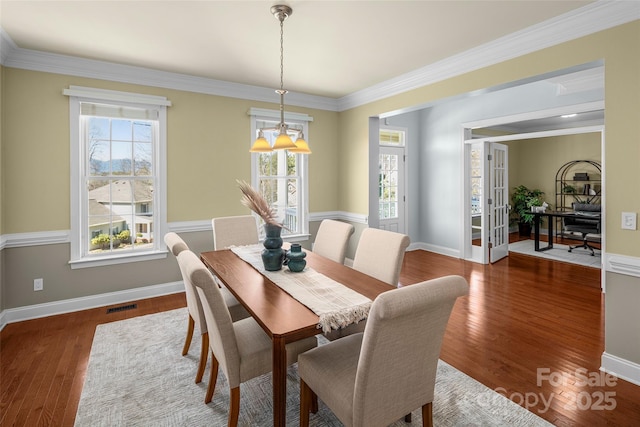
200,244 -> 394,427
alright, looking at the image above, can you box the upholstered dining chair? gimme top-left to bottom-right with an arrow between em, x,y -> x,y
164,232 -> 249,384
178,249 -> 317,425
312,219 -> 355,264
352,227 -> 410,287
212,215 -> 259,250
298,275 -> 469,427
324,228 -> 409,341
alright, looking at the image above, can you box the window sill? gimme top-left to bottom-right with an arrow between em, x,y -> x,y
69,250 -> 168,269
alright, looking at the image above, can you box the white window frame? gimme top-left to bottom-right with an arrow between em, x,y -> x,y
65,86 -> 171,269
248,108 -> 312,241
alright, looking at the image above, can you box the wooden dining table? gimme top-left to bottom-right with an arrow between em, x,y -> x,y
200,246 -> 394,427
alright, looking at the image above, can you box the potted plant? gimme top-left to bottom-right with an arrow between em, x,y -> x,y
511,185 -> 545,236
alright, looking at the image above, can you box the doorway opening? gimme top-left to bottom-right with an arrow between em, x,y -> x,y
461,103 -> 605,286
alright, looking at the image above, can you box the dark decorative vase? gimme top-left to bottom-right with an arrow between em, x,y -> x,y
262,224 -> 285,271
285,243 -> 307,272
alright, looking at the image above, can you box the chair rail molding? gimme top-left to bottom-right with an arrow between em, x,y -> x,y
604,253 -> 640,278
1,230 -> 70,249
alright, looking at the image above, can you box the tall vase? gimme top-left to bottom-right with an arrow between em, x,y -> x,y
262,224 -> 284,271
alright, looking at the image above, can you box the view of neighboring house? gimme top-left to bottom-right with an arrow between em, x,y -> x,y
87,180 -> 154,245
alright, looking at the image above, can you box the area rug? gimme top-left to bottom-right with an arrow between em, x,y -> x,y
509,239 -> 601,269
75,308 -> 553,426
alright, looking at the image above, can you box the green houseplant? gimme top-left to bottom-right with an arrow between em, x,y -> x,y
511,185 -> 545,236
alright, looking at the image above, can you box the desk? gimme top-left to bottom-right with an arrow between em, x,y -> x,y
533,211 -> 601,252
200,248 -> 393,427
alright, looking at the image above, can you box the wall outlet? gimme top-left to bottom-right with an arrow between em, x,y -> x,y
621,212 -> 637,230
34,278 -> 43,291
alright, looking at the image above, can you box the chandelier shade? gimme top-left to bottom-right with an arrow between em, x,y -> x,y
288,132 -> 312,154
249,130 -> 273,153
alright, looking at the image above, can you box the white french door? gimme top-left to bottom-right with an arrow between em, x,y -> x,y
489,143 -> 509,263
465,140 -> 509,264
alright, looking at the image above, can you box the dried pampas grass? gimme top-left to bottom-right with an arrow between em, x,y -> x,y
236,180 -> 283,228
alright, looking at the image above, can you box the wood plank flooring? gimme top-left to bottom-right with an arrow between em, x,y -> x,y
2,240 -> 639,426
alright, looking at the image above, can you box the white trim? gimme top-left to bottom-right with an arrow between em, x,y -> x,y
410,242 -> 461,259
10,221 -> 640,278
605,253 -> 640,278
601,352 -> 640,387
462,101 -> 605,130
472,125 -> 604,144
0,213 -> 369,248
337,2 -> 639,110
0,281 -> 184,331
168,220 -> 213,234
308,211 -> 343,222
2,230 -> 70,248
309,211 -> 369,225
1,3 -> 638,112
2,39 -> 337,111
63,85 -> 172,106
247,108 -> 313,122
69,250 -> 169,269
0,27 -> 17,64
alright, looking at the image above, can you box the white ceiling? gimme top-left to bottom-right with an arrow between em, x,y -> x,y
0,0 -> 599,99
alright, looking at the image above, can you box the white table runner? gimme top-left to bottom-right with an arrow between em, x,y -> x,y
230,244 -> 371,333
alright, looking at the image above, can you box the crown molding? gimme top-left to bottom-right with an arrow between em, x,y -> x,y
1,1 -> 638,113
1,38 -> 338,112
337,1 -> 640,111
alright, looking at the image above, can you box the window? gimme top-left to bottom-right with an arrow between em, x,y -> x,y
378,128 -> 406,222
65,86 -> 170,268
379,128 -> 405,146
249,108 -> 312,240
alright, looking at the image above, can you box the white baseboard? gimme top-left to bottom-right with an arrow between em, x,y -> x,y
409,242 -> 461,259
0,281 -> 185,331
601,352 -> 640,387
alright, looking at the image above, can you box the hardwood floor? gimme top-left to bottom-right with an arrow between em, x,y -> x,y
2,239 -> 639,426
0,294 -> 185,427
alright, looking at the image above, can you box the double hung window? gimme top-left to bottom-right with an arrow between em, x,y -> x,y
249,108 -> 311,239
65,86 -> 170,268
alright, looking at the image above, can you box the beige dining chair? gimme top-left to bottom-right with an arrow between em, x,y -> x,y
299,275 -> 469,427
352,227 -> 410,287
212,215 -> 259,250
324,228 -> 409,341
164,232 -> 249,384
178,249 -> 317,425
312,219 -> 355,264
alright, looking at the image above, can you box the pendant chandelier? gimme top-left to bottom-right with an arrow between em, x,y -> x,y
250,5 -> 311,154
